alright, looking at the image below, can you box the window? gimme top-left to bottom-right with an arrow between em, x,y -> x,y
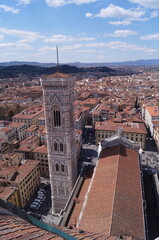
55,163 -> 59,171
60,142 -> 64,152
61,164 -> 65,172
54,142 -> 58,151
53,110 -> 61,127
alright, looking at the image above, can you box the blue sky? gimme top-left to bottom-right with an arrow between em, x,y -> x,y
0,0 -> 159,63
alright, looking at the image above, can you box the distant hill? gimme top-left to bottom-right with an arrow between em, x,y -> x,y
0,59 -> 159,67
0,64 -> 114,79
0,61 -> 56,67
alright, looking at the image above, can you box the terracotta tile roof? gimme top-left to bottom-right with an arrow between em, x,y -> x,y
45,72 -> 71,79
95,121 -> 147,134
0,186 -> 16,200
78,145 -> 145,240
32,145 -> 48,154
13,160 -> 40,184
8,122 -> 26,128
0,128 -> 11,133
0,166 -> 18,180
12,107 -> 44,120
68,170 -> 93,228
0,205 -> 136,240
146,106 -> 159,117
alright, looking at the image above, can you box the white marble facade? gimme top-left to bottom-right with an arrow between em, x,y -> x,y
41,73 -> 77,213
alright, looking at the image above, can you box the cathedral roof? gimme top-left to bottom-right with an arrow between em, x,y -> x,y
77,145 -> 145,239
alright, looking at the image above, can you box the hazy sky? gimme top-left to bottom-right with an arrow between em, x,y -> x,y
0,0 -> 159,63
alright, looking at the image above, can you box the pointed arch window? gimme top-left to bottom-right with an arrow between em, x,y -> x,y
54,142 -> 58,152
55,163 -> 59,171
61,164 -> 65,172
60,142 -> 64,152
53,110 -> 61,127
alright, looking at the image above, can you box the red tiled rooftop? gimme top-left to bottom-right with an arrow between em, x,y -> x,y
0,186 -> 16,200
11,160 -> 39,183
95,121 -> 147,134
8,122 -> 26,128
45,72 -> 71,79
78,145 -> 145,240
33,145 -> 48,154
146,106 -> 159,117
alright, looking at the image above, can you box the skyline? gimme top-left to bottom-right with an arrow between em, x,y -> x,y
0,0 -> 159,63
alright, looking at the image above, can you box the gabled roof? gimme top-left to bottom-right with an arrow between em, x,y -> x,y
77,145 -> 145,240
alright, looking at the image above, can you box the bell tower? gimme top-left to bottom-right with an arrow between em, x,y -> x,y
41,71 -> 77,213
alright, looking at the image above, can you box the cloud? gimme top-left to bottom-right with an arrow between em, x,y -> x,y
44,35 -> 75,42
17,0 -> 31,5
0,34 -> 4,41
106,41 -> 157,52
129,0 -> 159,9
79,37 -> 95,41
86,4 -> 158,24
0,27 -> 43,42
140,33 -> 159,40
0,41 -> 31,49
44,34 -> 94,43
61,44 -> 83,50
45,0 -> 96,7
85,12 -> 93,18
85,42 -> 107,47
108,20 -> 132,25
94,4 -> 145,19
150,10 -> 158,18
0,4 -> 19,14
40,44 -> 83,53
108,30 -> 138,37
75,49 -> 97,53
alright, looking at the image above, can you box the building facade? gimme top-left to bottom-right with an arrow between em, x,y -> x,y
95,121 -> 147,149
143,106 -> 159,136
0,160 -> 40,208
41,72 -> 77,213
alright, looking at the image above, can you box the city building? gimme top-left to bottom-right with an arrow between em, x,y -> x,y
0,127 -> 16,143
95,121 -> 147,149
41,72 -> 77,213
12,106 -> 44,128
154,126 -> 159,150
32,145 -> 49,177
3,152 -> 23,166
143,106 -> 159,136
7,122 -> 27,141
0,139 -> 9,153
59,134 -> 145,239
0,160 -> 40,208
0,186 -> 19,207
16,135 -> 40,159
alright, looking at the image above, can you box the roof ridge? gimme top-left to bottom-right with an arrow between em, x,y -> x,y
109,145 -> 121,236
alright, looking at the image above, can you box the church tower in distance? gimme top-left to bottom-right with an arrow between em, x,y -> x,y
41,71 -> 77,213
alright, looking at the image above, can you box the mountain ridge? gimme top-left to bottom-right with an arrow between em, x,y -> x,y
0,59 -> 159,67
